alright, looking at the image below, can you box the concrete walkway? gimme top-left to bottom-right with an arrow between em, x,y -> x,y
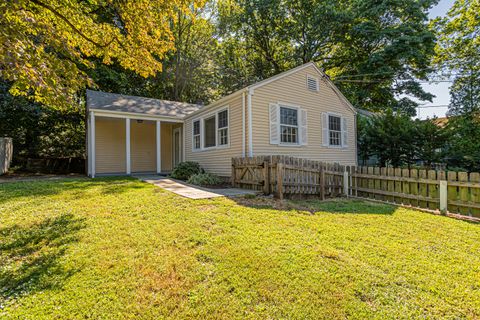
136,176 -> 258,199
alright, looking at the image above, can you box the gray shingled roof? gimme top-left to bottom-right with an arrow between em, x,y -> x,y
86,90 -> 202,118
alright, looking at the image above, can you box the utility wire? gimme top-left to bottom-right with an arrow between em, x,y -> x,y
331,63 -> 470,80
333,79 -> 455,84
333,70 -> 473,81
416,105 -> 449,108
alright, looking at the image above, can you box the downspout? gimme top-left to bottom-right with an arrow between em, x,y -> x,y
354,113 -> 358,166
247,88 -> 254,157
242,91 -> 246,157
86,108 -> 90,177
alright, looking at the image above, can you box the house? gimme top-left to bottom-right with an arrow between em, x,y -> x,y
86,62 -> 357,178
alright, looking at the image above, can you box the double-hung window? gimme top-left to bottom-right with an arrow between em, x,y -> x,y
280,106 -> 298,144
328,115 -> 342,146
193,120 -> 201,150
217,110 -> 228,146
192,108 -> 229,150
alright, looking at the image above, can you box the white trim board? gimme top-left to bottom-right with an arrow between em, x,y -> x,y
91,109 -> 184,122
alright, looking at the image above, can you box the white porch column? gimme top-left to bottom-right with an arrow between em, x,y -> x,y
126,118 -> 131,174
182,125 -> 186,162
156,120 -> 161,174
90,111 -> 96,178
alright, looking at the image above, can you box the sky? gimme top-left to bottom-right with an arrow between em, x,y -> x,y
415,0 -> 455,119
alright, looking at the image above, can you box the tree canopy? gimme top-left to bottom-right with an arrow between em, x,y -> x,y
2,0 -> 480,172
0,0 -> 204,108
216,0 -> 438,115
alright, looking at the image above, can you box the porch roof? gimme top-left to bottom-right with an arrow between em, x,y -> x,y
87,90 -> 203,119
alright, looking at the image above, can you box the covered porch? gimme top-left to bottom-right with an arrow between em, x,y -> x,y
88,114 -> 184,177
86,90 -> 201,177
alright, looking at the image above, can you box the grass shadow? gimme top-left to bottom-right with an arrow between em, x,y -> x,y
0,213 -> 86,303
232,196 -> 397,215
0,177 -> 144,205
295,198 -> 397,215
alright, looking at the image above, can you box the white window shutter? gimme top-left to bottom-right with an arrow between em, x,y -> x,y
269,103 -> 279,145
341,117 -> 348,148
300,109 -> 307,145
322,113 -> 329,146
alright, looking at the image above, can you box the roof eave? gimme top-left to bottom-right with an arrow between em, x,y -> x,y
89,108 -> 186,122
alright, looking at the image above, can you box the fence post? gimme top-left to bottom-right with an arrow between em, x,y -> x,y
276,163 -> 284,200
439,180 -> 448,214
231,161 -> 236,187
343,170 -> 349,197
263,160 -> 270,195
319,165 -> 325,200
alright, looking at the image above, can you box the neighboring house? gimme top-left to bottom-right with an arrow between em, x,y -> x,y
86,62 -> 357,178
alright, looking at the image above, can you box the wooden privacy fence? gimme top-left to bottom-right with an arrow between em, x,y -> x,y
350,166 -> 480,219
231,156 -> 347,200
232,156 -> 480,221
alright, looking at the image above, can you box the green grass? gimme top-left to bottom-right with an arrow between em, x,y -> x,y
1,178 -> 479,319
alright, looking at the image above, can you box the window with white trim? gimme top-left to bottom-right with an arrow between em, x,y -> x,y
192,108 -> 229,150
307,75 -> 319,92
193,120 -> 200,150
280,106 -> 298,144
328,114 -> 342,146
218,109 -> 228,146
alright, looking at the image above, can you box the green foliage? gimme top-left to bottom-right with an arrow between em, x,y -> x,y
433,0 -> 479,73
1,178 -> 479,318
0,80 -> 85,162
444,113 -> 480,171
432,0 -> 480,171
0,0 -> 205,109
170,161 -> 203,180
415,119 -> 448,167
87,5 -> 219,105
187,172 -> 222,186
359,110 -> 418,167
358,111 -> 447,168
216,0 -> 437,113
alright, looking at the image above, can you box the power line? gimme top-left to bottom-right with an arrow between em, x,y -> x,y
332,70 -> 474,81
416,105 -> 449,108
333,79 -> 455,84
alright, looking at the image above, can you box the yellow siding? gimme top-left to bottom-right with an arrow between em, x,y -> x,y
160,123 -> 175,172
185,94 -> 244,176
95,117 -> 126,174
251,64 -> 357,165
161,123 -> 183,171
131,120 -> 156,173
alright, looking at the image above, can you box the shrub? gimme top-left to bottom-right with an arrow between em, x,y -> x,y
187,173 -> 222,186
170,162 -> 202,180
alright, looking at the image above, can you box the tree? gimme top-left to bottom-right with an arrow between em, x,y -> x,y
357,115 -> 375,165
216,0 -> 437,114
433,0 -> 480,171
0,80 -> 85,162
217,0 -> 295,81
87,4 -> 219,105
359,109 -> 418,167
434,0 -> 480,116
444,115 -> 480,171
329,0 -> 437,116
415,118 -> 447,168
0,0 -> 204,109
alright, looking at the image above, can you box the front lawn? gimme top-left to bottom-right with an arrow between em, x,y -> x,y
1,178 -> 479,319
